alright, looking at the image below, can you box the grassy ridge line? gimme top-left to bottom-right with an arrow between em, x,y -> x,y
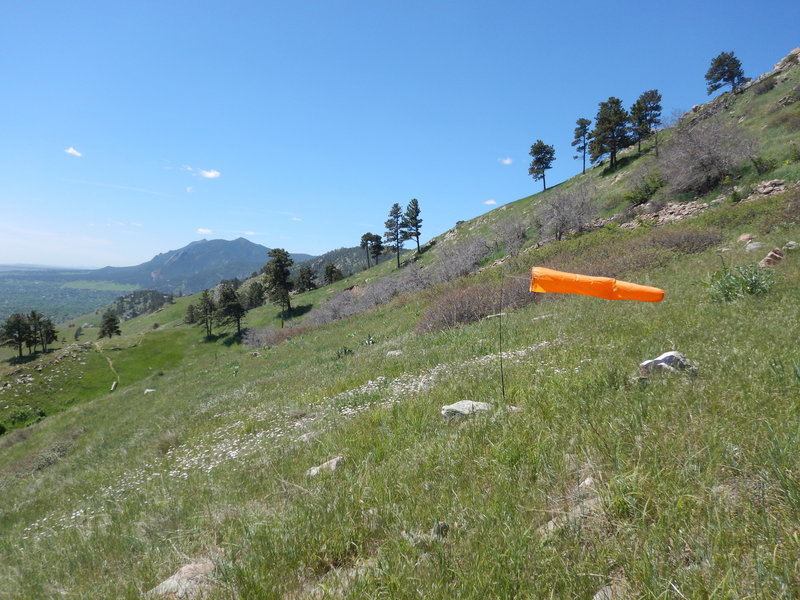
0,192 -> 798,597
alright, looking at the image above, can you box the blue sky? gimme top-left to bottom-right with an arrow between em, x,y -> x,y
1,1 -> 798,267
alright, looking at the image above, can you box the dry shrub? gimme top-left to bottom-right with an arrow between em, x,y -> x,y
416,278 -> 535,333
243,323 -> 313,348
644,227 -> 724,254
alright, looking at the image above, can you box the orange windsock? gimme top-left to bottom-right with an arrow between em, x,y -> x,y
530,267 -> 665,302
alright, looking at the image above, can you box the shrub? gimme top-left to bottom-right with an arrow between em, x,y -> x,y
536,182 -> 596,241
701,263 -> 774,302
644,227 -> 724,254
624,170 -> 665,207
242,324 -> 312,348
416,278 -> 535,333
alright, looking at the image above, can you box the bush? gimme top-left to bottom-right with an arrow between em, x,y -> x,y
536,182 -> 596,241
624,170 -> 665,207
242,324 -> 312,348
701,263 -> 774,302
416,278 -> 535,333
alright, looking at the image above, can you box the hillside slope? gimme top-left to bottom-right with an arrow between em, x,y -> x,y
1,51 -> 800,599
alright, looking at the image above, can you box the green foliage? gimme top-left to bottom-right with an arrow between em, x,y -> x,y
702,262 -> 774,302
294,265 -> 317,293
623,170 -> 665,206
384,203 -> 405,268
571,117 -> 592,173
751,155 -> 778,175
216,283 -> 246,335
263,248 -> 294,313
705,50 -> 749,95
402,198 -> 423,252
629,89 -> 662,152
97,311 -> 121,339
323,263 -> 344,285
589,97 -> 631,169
528,139 -> 556,190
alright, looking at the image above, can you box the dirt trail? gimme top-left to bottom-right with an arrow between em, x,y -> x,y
94,343 -> 120,385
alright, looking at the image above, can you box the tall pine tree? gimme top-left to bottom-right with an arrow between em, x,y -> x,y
528,140 -> 556,190
571,118 -> 592,174
705,51 -> 749,95
384,203 -> 404,268
629,89 -> 662,153
402,199 -> 423,252
589,97 -> 631,170
262,248 -> 294,317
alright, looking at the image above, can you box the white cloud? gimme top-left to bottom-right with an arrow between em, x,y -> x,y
291,217 -> 302,222
65,147 -> 83,157
198,169 -> 221,179
243,231 -> 256,235
197,228 -> 212,235
484,199 -> 497,205
498,157 -> 512,165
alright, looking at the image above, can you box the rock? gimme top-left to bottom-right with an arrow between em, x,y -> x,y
745,240 -> 767,252
306,455 -> 344,477
386,350 -> 403,357
146,559 -> 214,599
110,381 -> 117,392
144,388 -> 156,395
758,248 -> 784,268
592,576 -> 630,600
737,233 -> 754,242
639,351 -> 692,377
441,400 -> 491,417
783,241 -> 800,252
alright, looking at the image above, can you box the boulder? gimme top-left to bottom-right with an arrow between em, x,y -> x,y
146,560 -> 214,599
783,241 -> 800,252
758,248 -> 784,268
441,400 -> 491,417
306,455 -> 344,477
639,351 -> 692,377
745,240 -> 767,253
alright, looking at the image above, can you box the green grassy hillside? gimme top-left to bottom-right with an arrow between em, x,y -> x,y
1,56 -> 800,599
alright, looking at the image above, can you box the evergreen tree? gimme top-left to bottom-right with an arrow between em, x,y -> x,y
97,311 -> 122,339
197,290 -> 216,338
262,248 -> 294,315
629,89 -> 662,153
360,233 -> 374,268
1,313 -> 31,358
27,310 -> 43,354
368,234 -> 384,265
571,118 -> 592,174
402,198 -> 423,252
384,203 -> 405,268
589,97 -> 631,170
294,265 -> 317,293
528,140 -> 556,190
242,280 -> 265,309
40,318 -> 58,353
216,283 -> 246,335
323,263 -> 344,285
705,51 -> 749,95
184,303 -> 198,324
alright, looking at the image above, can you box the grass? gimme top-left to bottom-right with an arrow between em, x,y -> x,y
1,61 -> 800,599
60,280 -> 141,292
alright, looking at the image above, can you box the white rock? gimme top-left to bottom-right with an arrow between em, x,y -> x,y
745,240 -> 767,252
441,400 -> 491,417
386,350 -> 403,357
307,455 -> 344,477
144,388 -> 156,395
146,560 -> 214,599
783,241 -> 800,251
639,351 -> 692,376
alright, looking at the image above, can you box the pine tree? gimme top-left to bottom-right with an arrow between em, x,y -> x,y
368,234 -> 384,265
262,248 -> 294,316
402,199 -> 423,252
197,290 -> 216,338
528,140 -> 556,190
40,318 -> 57,353
360,233 -> 374,268
97,311 -> 122,339
571,118 -> 592,174
216,283 -> 246,335
589,97 -> 631,170
294,265 -> 317,293
1,313 -> 31,358
384,203 -> 405,268
323,263 -> 344,285
629,89 -> 662,153
705,51 -> 749,95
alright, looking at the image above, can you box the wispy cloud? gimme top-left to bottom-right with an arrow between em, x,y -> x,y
88,221 -> 144,229
197,228 -> 213,235
498,157 -> 512,165
243,231 -> 257,236
291,217 -> 302,222
60,179 -> 169,197
198,169 -> 221,179
484,199 -> 497,205
65,147 -> 83,157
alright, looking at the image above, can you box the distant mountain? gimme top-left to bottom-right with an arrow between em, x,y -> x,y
87,238 -> 315,294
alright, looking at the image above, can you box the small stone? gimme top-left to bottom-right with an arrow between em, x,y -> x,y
144,388 -> 156,395
441,400 -> 491,417
307,455 -> 344,477
783,241 -> 800,252
386,350 -> 403,357
737,233 -> 754,242
758,248 -> 784,268
745,240 -> 767,252
639,351 -> 692,377
146,560 -> 214,599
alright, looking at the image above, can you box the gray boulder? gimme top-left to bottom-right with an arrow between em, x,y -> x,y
639,351 -> 692,377
441,400 -> 491,417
